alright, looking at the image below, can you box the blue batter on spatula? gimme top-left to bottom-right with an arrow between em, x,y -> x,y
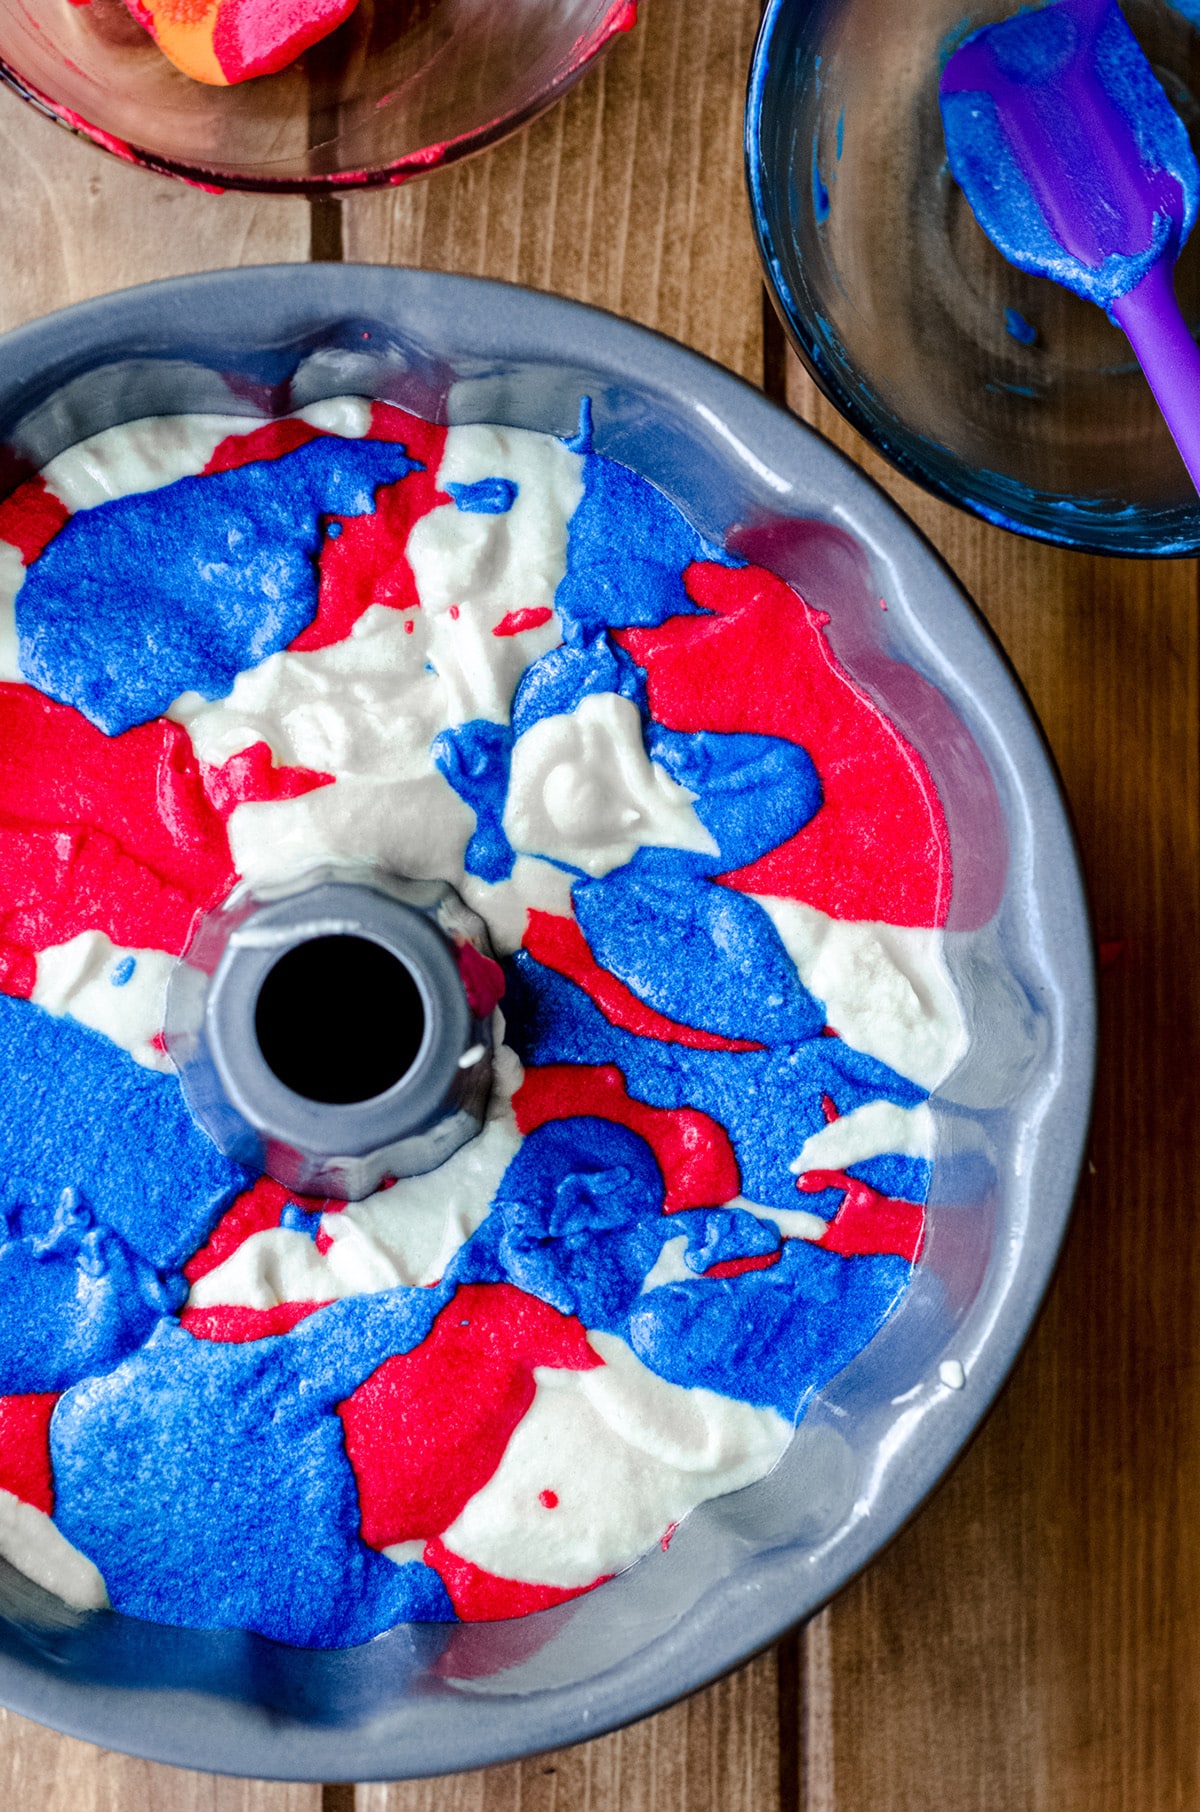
940,0 -> 1200,492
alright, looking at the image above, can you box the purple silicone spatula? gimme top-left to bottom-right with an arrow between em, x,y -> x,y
940,0 -> 1200,493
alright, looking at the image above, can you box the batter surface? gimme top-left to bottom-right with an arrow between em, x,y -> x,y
0,399 -> 964,1642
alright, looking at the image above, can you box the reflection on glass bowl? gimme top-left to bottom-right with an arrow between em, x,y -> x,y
0,0 -> 635,193
747,0 -> 1200,554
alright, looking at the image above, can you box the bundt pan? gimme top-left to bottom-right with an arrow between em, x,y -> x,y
0,265 -> 1094,1780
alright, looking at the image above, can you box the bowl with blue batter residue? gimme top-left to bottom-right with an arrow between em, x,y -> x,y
0,265 -> 1093,1779
748,0 -> 1200,553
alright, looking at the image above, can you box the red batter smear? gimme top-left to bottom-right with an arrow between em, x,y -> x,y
294,407 -> 449,653
617,561 -> 951,927
514,1064 -> 740,1214
0,477 -> 69,566
201,741 -> 333,820
0,1392 -> 58,1515
181,1301 -> 332,1343
522,910 -> 762,1053
202,419 -> 324,476
198,405 -> 450,654
0,687 -> 336,993
455,941 -> 506,1020
424,1539 -> 608,1622
183,1175 -> 335,1283
0,686 -> 235,983
339,1284 -> 600,1553
493,608 -> 554,638
0,948 -> 33,1001
798,1171 -> 926,1264
571,0 -> 638,67
704,1250 -> 782,1280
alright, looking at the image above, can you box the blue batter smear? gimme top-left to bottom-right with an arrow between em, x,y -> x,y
432,720 -> 517,883
52,1293 -> 456,1644
502,956 -> 924,1217
553,451 -> 737,644
0,994 -> 250,1275
448,1118 -> 912,1417
448,478 -> 518,514
0,994 -> 249,1395
0,1184 -> 184,1394
17,438 -> 418,735
812,131 -> 832,224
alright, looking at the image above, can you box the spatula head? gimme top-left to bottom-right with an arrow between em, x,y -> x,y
940,0 -> 1200,311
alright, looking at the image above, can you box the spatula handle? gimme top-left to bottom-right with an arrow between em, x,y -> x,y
1111,259 -> 1200,499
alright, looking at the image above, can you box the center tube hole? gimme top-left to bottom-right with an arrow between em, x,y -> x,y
255,935 -> 426,1105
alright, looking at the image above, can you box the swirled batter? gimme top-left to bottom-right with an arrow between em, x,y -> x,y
0,399 -> 963,1641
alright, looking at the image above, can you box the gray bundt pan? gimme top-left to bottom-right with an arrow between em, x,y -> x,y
0,266 -> 1094,1780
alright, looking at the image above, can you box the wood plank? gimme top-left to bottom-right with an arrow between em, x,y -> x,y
357,1648 -> 779,1812
341,0 -> 765,380
0,63 -> 311,1811
785,354 -> 1200,1809
0,81 -> 309,336
0,1704 -> 320,1811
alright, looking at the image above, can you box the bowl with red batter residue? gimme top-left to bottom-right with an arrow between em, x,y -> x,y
0,0 -> 636,191
0,266 -> 1093,1779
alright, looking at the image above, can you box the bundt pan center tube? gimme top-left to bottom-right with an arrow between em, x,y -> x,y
166,868 -> 498,1200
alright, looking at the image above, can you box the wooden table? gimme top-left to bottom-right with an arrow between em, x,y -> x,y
2,2 -> 1194,1806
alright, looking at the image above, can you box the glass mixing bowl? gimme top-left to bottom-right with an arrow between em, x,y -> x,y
0,0 -> 634,192
747,0 -> 1200,554
0,265 -> 1093,1778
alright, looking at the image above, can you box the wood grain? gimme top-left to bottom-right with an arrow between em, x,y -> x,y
341,0 -> 765,381
356,1649 -> 779,1812
0,81 -> 309,337
0,1705 -> 320,1811
786,353 -> 1200,1811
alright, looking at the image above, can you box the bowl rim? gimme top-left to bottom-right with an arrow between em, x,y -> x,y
0,0 -> 636,195
0,263 -> 1096,1780
743,0 -> 1200,558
